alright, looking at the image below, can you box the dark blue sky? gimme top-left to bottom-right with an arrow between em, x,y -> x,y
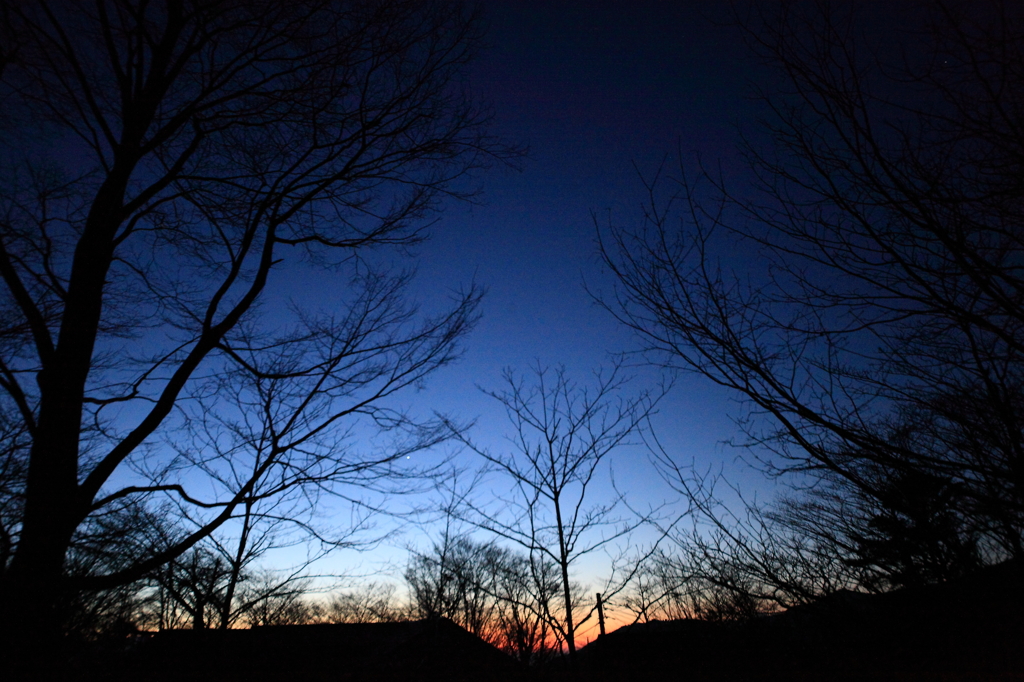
258,0 -> 955,615
411,2 -> 764,481
314,3 -> 785,602
316,2 -> 792,632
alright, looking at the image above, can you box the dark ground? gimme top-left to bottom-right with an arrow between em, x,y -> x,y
576,559 -> 1024,682
51,559 -> 1024,682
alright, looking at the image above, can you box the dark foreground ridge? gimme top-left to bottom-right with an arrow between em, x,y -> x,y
58,560 -> 1023,681
577,559 -> 1024,681
77,618 -> 525,682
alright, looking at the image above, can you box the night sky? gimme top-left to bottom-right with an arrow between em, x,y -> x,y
414,0 -> 758,447
323,2 -> 775,619
7,0 -> 1013,657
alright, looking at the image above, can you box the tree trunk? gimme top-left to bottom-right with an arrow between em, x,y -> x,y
553,492 -> 576,664
4,162 -> 135,641
220,500 -> 254,629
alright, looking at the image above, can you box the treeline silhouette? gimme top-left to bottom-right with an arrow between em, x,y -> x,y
3,1 -> 1024,680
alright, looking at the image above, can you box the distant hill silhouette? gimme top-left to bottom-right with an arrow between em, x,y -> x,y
578,559 -> 1024,681
58,563 -> 1023,681
80,618 -> 525,682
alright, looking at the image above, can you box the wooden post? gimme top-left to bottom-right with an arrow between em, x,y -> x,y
596,592 -> 606,636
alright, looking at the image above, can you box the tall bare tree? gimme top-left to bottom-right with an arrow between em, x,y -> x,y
599,1 -> 1024,592
448,363 -> 663,663
0,0 -> 511,645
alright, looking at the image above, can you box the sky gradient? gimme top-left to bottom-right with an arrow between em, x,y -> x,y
414,1 -> 760,455
318,3 -> 779,635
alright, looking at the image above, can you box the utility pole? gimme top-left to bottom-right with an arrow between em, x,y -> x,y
596,592 -> 606,636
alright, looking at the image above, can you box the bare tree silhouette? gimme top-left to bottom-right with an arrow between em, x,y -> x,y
326,582 -> 407,624
0,0 -> 513,645
446,363 -> 664,663
404,533 -> 559,665
599,0 -> 1024,595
